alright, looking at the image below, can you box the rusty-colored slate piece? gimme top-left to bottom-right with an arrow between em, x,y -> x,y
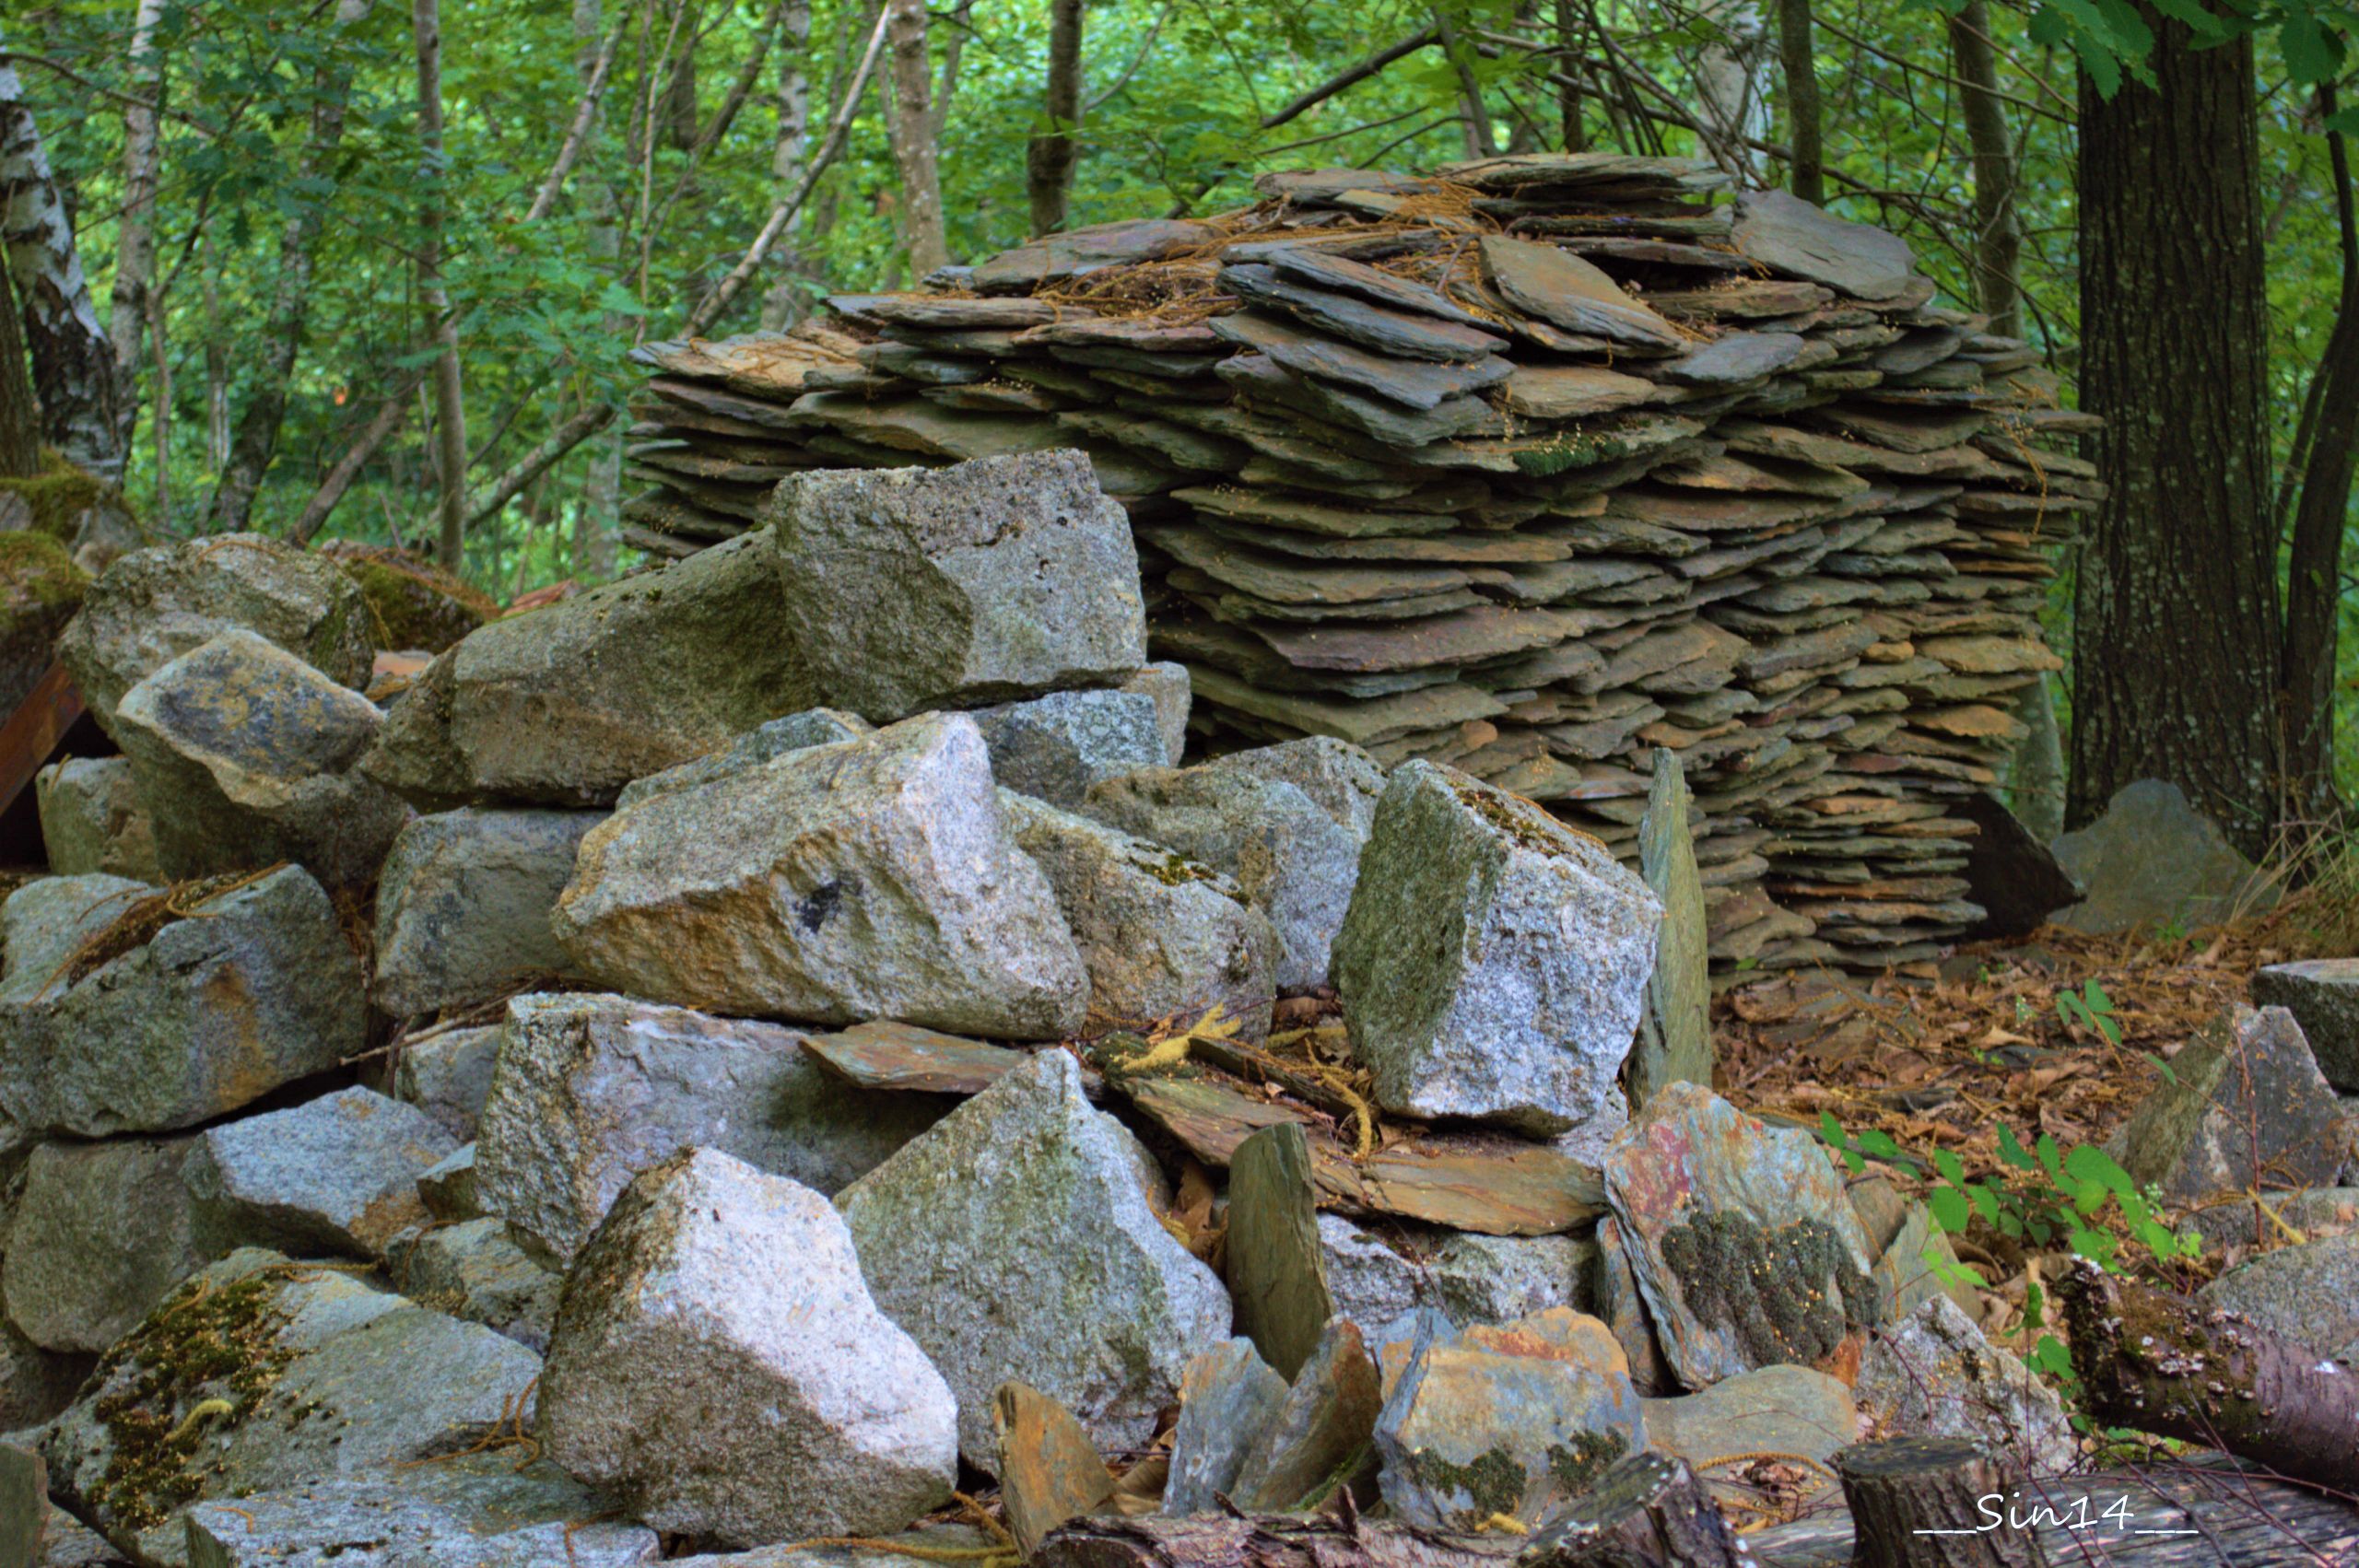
802,1023 -> 1102,1098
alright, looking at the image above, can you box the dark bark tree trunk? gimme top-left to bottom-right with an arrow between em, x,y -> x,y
2277,89 -> 2359,829
205,0 -> 377,532
1775,0 -> 1821,204
1554,1 -> 1586,150
413,0 -> 470,569
1837,1440 -> 2043,1568
0,58 -> 125,480
0,263 -> 41,478
1026,0 -> 1085,238
2058,1258 -> 2359,1493
663,0 -> 702,149
2070,15 -> 2282,856
1949,1 -> 2019,339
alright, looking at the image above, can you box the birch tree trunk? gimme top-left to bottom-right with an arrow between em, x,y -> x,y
574,0 -> 624,579
1694,0 -> 1771,179
107,0 -> 170,462
205,0 -> 377,532
202,229 -> 228,472
1026,0 -> 1085,238
0,263 -> 40,478
882,0 -> 949,278
412,0 -> 471,570
0,56 -> 126,479
757,0 -> 815,330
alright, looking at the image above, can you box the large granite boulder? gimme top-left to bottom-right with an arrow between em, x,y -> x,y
1855,1294 -> 2075,1473
32,755 -> 158,881
2050,779 -> 2277,935
183,1467 -> 658,1568
57,532 -> 374,736
40,1249 -> 546,1564
363,533 -> 811,807
111,629 -> 411,887
1602,1083 -> 1876,1390
389,1024 -> 500,1140
766,451 -> 1147,720
553,713 -> 1088,1036
613,708 -> 872,810
182,1086 -> 457,1258
371,808 -> 604,1016
836,1051 -> 1232,1468
2253,959 -> 2359,1093
474,994 -> 943,1265
3,1135 -> 208,1352
316,539 -> 499,654
1001,791 -> 1278,1036
2195,1230 -> 2359,1365
1082,738 -> 1385,990
385,1216 -> 561,1354
1373,1309 -> 1645,1532
542,1151 -> 958,1547
0,864 -> 367,1138
1333,761 -> 1661,1134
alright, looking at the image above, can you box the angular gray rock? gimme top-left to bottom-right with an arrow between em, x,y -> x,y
1429,1232 -> 1597,1326
372,808 -> 604,1016
766,451 -> 1148,720
365,533 -> 812,807
1002,791 -> 1278,1036
41,1248 -> 545,1565
0,872 -> 149,1002
387,1216 -> 561,1352
971,688 -> 1168,808
2195,1229 -> 2359,1365
1116,661 -> 1192,766
1602,1082 -> 1876,1390
542,1150 -> 957,1547
183,1467 -> 660,1568
1226,1317 -> 1381,1512
2254,958 -> 2359,1093
1640,1363 -> 1857,1503
3,1135 -> 206,1352
2106,1005 -> 2350,1229
0,1319 -> 91,1433
474,993 -> 943,1264
183,1086 -> 457,1258
56,532 -> 375,736
111,629 -> 411,887
390,1024 -> 501,1140
1855,1294 -> 2075,1472
1163,1340 -> 1288,1515
1082,738 -> 1385,990
554,713 -> 1087,1037
1316,1216 -> 1428,1331
613,708 -> 873,810
32,756 -> 158,881
1334,760 -> 1661,1134
0,864 -> 367,1138
836,1051 -> 1232,1468
1374,1308 -> 1646,1532
1629,748 -> 1708,1108
2051,779 -> 2278,935
417,1143 -> 482,1221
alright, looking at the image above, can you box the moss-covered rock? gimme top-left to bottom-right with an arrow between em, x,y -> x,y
0,449 -> 145,569
317,539 -> 498,654
0,529 -> 88,712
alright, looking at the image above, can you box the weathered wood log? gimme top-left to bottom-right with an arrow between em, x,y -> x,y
1034,1513 -> 1521,1568
1837,1438 -> 2043,1568
2058,1257 -> 2359,1492
1518,1454 -> 1745,1568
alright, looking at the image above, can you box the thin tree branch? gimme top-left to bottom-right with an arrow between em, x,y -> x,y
524,9 -> 628,222
1085,2 -> 1172,112
290,369 -> 426,544
466,402 -> 615,527
0,50 -> 221,136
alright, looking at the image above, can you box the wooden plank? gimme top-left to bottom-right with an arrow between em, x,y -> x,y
0,662 -> 80,822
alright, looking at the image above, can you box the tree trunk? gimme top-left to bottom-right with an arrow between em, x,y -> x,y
1837,1440 -> 2043,1568
2070,15 -> 2281,856
205,0 -> 376,532
0,57 -> 125,479
105,0 -> 169,462
2057,1258 -> 2359,1493
882,0 -> 948,278
1775,0 -> 1821,205
1554,1 -> 1586,150
1026,0 -> 1086,238
757,0 -> 816,330
146,287 -> 169,528
412,0 -> 470,570
573,0 -> 623,579
2278,91 -> 2359,829
1431,8 -> 1496,158
1694,0 -> 1769,179
1949,1 -> 2020,339
0,263 -> 40,478
202,229 -> 228,472
663,0 -> 702,150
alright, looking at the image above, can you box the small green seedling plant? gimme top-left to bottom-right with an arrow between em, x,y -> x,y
2056,977 -> 2175,1082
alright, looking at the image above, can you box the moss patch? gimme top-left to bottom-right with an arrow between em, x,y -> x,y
1451,777 -> 1565,857
88,1271 -> 299,1531
1660,1211 -> 1875,1367
0,530 -> 88,612
322,544 -> 497,654
1544,1429 -> 1629,1494
0,449 -> 132,543
1415,1445 -> 1530,1527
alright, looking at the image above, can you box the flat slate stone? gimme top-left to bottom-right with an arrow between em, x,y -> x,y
1731,190 -> 1919,300
1210,310 -> 1511,411
1477,237 -> 1683,350
1661,331 -> 1809,387
1222,265 -> 1508,363
1226,1123 -> 1335,1382
1226,1317 -> 1381,1512
1240,243 -> 1494,326
1164,1340 -> 1289,1515
1499,364 -> 1662,420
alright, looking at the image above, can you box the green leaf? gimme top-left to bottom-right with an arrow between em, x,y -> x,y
1929,1188 -> 1972,1233
1934,1149 -> 1966,1186
1817,1110 -> 1846,1148
1997,1126 -> 2036,1170
2064,1145 -> 2132,1193
1860,1129 -> 1901,1160
2074,1177 -> 2110,1215
1843,1149 -> 1865,1176
2036,1133 -> 2062,1178
2282,8 -> 2343,82
1968,1183 -> 2001,1222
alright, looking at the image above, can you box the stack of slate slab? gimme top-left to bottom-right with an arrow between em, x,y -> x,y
623,153 -> 2094,970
